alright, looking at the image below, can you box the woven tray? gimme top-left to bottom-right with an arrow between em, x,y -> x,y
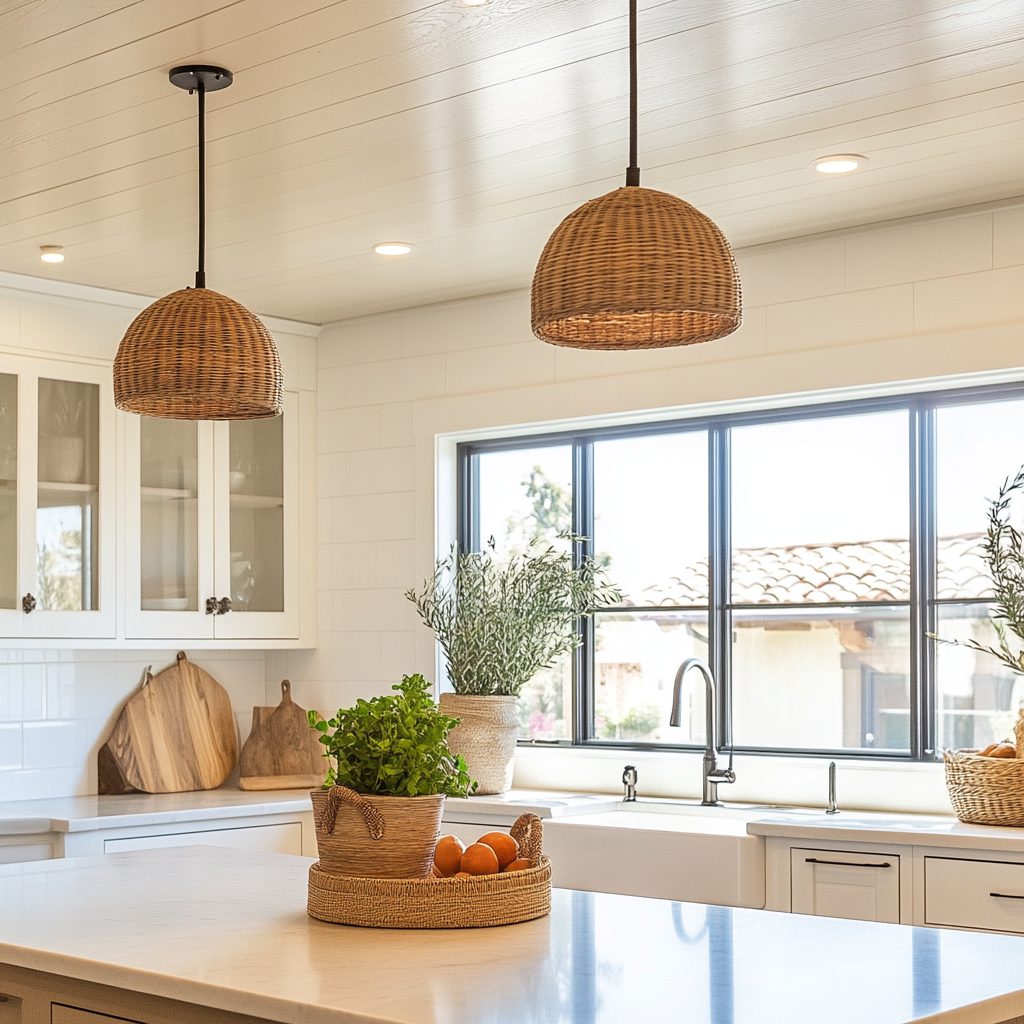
944,750 -> 1024,826
307,812 -> 551,928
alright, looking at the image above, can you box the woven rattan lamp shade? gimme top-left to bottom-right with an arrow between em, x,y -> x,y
532,186 -> 742,350
113,288 -> 283,419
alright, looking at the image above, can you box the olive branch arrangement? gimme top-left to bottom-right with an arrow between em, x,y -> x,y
406,538 -> 621,697
930,466 -> 1024,673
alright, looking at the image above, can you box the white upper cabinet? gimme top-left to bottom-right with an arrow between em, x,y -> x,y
125,389 -> 308,643
0,307 -> 316,648
0,359 -> 117,639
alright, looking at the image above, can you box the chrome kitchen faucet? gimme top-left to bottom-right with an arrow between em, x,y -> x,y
669,657 -> 736,806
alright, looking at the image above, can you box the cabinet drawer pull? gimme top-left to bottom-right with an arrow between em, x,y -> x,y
805,857 -> 891,868
989,892 -> 1024,900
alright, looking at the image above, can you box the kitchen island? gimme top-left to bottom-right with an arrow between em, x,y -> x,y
1,846 -> 1024,1024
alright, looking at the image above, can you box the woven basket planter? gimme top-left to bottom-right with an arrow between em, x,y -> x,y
944,751 -> 1024,826
310,787 -> 444,879
308,813 -> 550,928
440,694 -> 519,796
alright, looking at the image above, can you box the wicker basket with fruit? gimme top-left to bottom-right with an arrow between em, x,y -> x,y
943,711 -> 1024,826
307,812 -> 551,928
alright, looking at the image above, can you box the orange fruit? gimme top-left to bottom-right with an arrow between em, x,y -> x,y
478,831 -> 519,870
454,871 -> 473,878
503,858 -> 532,872
460,842 -> 500,875
433,835 -> 465,877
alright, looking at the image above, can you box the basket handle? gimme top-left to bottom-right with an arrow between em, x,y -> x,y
510,812 -> 543,866
317,786 -> 386,841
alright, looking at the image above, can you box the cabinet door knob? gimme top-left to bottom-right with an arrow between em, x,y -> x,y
205,597 -> 218,615
217,596 -> 232,615
21,593 -> 36,614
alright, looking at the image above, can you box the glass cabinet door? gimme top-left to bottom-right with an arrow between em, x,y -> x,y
214,391 -> 299,639
0,374 -> 17,629
35,378 -> 100,613
228,416 -> 285,613
21,368 -> 115,638
125,417 -> 214,640
140,418 -> 200,612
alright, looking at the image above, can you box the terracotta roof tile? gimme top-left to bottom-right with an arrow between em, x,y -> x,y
629,534 -> 990,606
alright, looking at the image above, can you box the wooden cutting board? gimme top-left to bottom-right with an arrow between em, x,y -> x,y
98,652 -> 238,795
238,679 -> 326,790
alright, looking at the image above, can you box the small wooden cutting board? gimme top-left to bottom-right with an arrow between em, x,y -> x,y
238,679 -> 326,791
98,652 -> 238,794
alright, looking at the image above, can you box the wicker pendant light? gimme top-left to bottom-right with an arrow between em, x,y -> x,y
114,66 -> 283,420
531,1 -> 741,350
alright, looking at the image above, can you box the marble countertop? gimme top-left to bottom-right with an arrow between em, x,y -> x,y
3,846 -> 1024,1023
747,809 -> 1024,851
0,789 -> 313,836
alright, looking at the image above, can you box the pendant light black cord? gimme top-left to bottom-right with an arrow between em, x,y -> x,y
196,81 -> 206,289
625,0 -> 640,186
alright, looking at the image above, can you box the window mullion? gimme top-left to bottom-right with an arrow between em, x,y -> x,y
709,425 -> 732,748
457,449 -> 479,554
573,439 -> 595,745
909,404 -> 938,760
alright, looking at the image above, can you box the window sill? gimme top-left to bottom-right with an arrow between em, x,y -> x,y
512,744 -> 951,816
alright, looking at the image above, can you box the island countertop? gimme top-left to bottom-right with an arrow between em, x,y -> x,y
2,847 -> 1024,1023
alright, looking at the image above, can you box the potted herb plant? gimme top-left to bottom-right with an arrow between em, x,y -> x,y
407,540 -> 619,794
307,673 -> 474,878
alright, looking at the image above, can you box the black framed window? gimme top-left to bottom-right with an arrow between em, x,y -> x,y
457,382 -> 1024,760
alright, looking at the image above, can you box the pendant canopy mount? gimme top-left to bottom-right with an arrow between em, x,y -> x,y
169,65 -> 233,93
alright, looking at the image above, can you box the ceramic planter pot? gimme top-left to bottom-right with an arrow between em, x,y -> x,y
439,693 -> 519,795
310,786 -> 444,879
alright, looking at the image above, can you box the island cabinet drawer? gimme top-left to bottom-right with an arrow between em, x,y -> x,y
102,822 -> 302,856
925,857 -> 1024,934
791,847 -> 901,923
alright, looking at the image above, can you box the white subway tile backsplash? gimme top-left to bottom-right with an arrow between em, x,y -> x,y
22,665 -> 45,720
0,649 -> 267,802
23,721 -> 78,769
0,723 -> 21,770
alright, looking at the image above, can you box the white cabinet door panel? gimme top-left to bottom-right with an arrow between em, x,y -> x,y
925,856 -> 1024,934
791,847 -> 900,923
103,822 -> 301,856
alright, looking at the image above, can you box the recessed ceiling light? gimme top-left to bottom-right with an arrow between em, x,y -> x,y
813,154 -> 868,175
39,245 -> 64,263
373,242 -> 415,256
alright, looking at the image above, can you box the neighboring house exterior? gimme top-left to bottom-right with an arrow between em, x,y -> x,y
584,535 -> 1014,752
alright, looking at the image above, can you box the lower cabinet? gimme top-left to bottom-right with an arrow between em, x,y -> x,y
791,847 -> 901,923
925,856 -> 1024,934
768,835 -> 1024,935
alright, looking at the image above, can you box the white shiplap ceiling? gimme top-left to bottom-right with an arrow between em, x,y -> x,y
1,0 -> 1022,324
